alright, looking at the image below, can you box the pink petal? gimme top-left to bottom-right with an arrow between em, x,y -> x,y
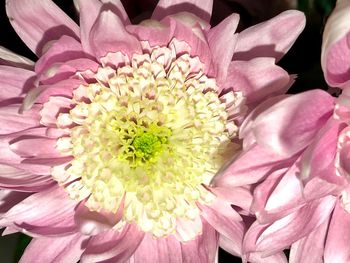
212,144 -> 294,188
81,224 -> 144,263
252,160 -> 305,224
152,0 -> 213,23
222,58 -> 292,104
0,46 -> 34,69
324,200 -> 350,263
199,202 -> 244,256
233,10 -> 306,62
0,190 -> 30,216
256,196 -> 336,255
6,0 -> 79,56
40,96 -> 72,127
35,35 -> 90,76
249,252 -> 288,263
0,164 -> 54,192
0,104 -> 41,135
0,65 -> 36,101
321,0 -> 350,88
89,10 -> 141,60
0,185 -> 78,237
207,13 -> 239,87
78,0 -> 130,56
10,137 -> 61,159
19,233 -> 88,263
75,201 -> 123,236
289,217 -> 330,263
300,119 -> 346,185
131,234 -> 182,263
180,219 -> 218,263
243,90 -> 334,157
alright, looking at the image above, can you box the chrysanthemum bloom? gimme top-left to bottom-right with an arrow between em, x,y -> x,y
212,1 -> 350,262
0,0 -> 305,262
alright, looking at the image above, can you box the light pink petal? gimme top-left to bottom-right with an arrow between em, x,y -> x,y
0,104 -> 41,135
212,144 -> 294,188
131,234 -> 182,263
248,251 -> 288,263
0,46 -> 34,69
0,164 -> 54,192
289,217 -> 330,263
199,202 -> 244,256
152,0 -> 213,23
10,137 -> 61,159
300,119 -> 346,186
252,159 -> 305,224
78,0 -> 130,56
0,190 -> 30,216
35,35 -> 90,75
243,90 -> 334,157
233,10 -> 305,62
81,224 -> 144,263
0,65 -> 36,101
321,0 -> 350,88
40,96 -> 72,127
255,196 -> 336,255
324,200 -> 350,263
0,185 -> 78,236
207,13 -> 239,86
89,10 -> 141,60
180,219 -> 218,263
223,58 -> 291,104
75,201 -> 123,236
19,233 -> 88,263
219,234 -> 242,257
6,0 -> 79,56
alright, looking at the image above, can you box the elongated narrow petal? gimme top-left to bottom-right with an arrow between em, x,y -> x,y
290,218 -> 329,263
233,10 -> 305,62
321,0 -> 350,88
0,190 -> 30,216
207,13 -> 239,86
20,234 -> 88,263
153,0 -> 213,23
0,46 -> 33,69
6,0 -> 79,56
324,201 -> 350,263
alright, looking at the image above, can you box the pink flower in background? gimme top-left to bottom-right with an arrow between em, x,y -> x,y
212,0 -> 350,262
0,0 -> 305,262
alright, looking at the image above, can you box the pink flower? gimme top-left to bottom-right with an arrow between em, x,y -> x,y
214,1 -> 350,262
0,0 -> 305,262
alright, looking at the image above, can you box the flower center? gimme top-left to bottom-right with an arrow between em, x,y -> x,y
54,47 -> 242,239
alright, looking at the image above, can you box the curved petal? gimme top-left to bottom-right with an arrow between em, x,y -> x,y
19,233 -> 88,263
77,0 -> 130,56
212,144 -> 294,188
243,90 -> 334,157
0,185 -> 78,237
131,234 -> 182,263
89,9 -> 141,60
0,46 -> 34,69
0,104 -> 41,135
324,201 -> 350,263
152,0 -> 213,23
233,10 -> 306,62
0,190 -> 30,216
180,219 -> 218,263
255,196 -> 336,255
6,0 -> 79,56
0,65 -> 36,101
222,58 -> 291,104
207,13 -> 239,86
0,164 -> 54,192
81,224 -> 144,263
290,217 -> 330,263
321,0 -> 350,88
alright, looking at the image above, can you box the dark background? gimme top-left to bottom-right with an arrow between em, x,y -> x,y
0,0 -> 336,262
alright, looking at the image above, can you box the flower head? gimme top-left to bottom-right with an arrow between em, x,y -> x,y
0,0 -> 305,262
